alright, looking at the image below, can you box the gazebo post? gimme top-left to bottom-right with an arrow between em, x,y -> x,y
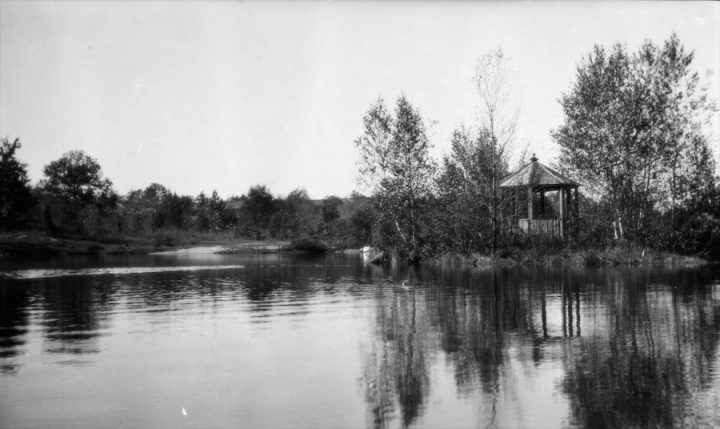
558,188 -> 566,239
574,186 -> 580,238
527,187 -> 534,221
568,187 -> 572,214
574,187 -> 579,218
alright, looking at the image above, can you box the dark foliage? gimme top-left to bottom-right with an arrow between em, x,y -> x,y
286,237 -> 328,253
38,150 -> 117,236
0,138 -> 35,229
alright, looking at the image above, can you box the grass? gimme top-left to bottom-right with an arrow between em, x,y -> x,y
425,243 -> 708,268
0,229 -> 285,257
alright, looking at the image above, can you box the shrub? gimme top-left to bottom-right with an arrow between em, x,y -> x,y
286,237 -> 328,253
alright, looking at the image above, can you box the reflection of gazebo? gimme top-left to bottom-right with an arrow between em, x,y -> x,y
499,155 -> 579,238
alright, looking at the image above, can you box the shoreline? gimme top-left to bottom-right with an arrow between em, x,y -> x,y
425,248 -> 710,268
0,231 -> 290,258
0,232 -> 712,268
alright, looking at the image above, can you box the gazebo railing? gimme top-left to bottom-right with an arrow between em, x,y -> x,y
513,218 -> 564,238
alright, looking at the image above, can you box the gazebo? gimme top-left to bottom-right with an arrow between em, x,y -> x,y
499,154 -> 579,238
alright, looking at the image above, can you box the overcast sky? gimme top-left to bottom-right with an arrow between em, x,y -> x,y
1,1 -> 718,199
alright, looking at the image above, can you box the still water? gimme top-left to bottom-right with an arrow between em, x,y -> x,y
1,251 -> 719,428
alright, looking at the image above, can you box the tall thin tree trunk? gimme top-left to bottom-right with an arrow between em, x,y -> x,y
491,136 -> 498,255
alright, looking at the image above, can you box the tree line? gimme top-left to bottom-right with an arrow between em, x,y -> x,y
0,142 -> 375,248
2,34 -> 718,260
354,35 -> 719,262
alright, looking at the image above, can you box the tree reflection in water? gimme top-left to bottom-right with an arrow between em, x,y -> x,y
361,265 -> 720,428
1,256 -> 719,427
561,269 -> 720,428
361,272 -> 431,429
40,277 -> 116,356
0,282 -> 32,373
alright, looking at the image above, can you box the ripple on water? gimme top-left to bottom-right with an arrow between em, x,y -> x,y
0,265 -> 245,279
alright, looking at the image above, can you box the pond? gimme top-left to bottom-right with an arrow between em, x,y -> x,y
1,251 -> 719,428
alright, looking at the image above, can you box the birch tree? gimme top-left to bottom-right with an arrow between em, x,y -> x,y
436,49 -> 517,254
355,96 -> 436,262
476,49 -> 520,252
553,34 -> 717,244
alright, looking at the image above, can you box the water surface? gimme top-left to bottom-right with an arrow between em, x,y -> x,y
1,251 -> 719,428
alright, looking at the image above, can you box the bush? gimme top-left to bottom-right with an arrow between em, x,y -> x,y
583,250 -> 601,266
286,237 -> 328,253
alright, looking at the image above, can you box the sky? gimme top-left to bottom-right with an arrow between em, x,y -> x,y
1,1 -> 719,199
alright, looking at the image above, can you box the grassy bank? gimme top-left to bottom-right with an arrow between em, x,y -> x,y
0,230 -> 289,257
1,230 -> 709,269
426,245 -> 709,268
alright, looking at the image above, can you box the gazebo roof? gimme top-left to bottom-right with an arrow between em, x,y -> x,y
499,155 -> 578,189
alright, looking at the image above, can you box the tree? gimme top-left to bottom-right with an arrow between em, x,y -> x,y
553,34 -> 718,245
39,150 -> 116,235
161,193 -> 194,230
265,189 -> 320,239
143,183 -> 170,203
349,204 -> 376,246
355,96 -> 436,262
120,185 -> 164,234
0,137 -> 35,229
436,127 -> 508,252
207,190 -> 226,232
473,49 -> 519,253
41,150 -> 116,208
321,196 -> 343,224
194,191 -> 229,232
120,183 -> 194,233
283,188 -> 317,238
238,185 -> 276,238
432,50 -> 517,254
195,192 -> 211,231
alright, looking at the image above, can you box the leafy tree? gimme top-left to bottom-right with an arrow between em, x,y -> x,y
0,137 -> 35,229
355,96 -> 436,262
321,196 -> 343,224
41,150 -> 116,208
283,188 -> 317,238
349,205 -> 376,246
39,150 -> 117,235
238,185 -> 276,238
121,188 -> 153,234
669,180 -> 720,258
553,34 -> 717,246
143,183 -> 170,203
436,127 -> 508,252
161,193 -> 194,230
432,50 -> 517,254
195,192 -> 211,231
316,195 -> 376,248
207,190 -> 226,232
134,185 -> 195,231
121,183 -> 187,233
266,189 -> 319,239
